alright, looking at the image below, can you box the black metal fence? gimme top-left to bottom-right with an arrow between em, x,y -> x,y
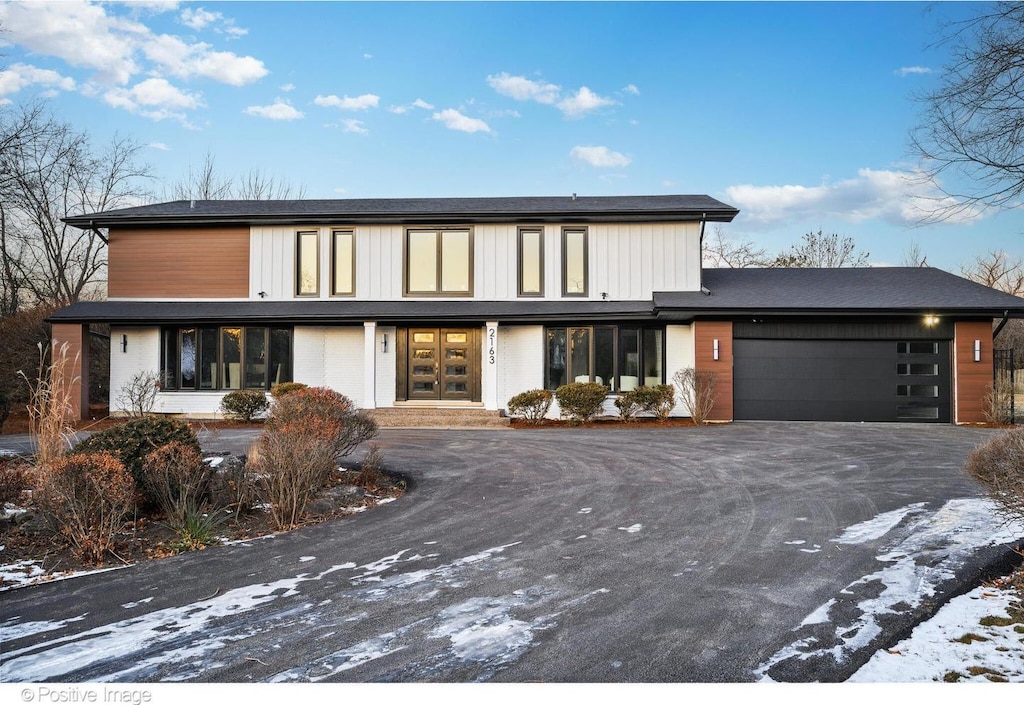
993,348 -> 1016,425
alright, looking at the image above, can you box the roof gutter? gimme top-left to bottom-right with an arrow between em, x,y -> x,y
698,214 -> 707,293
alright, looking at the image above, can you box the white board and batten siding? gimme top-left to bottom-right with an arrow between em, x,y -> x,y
249,222 -> 701,301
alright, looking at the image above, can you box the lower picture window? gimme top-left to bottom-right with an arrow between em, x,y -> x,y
160,325 -> 293,391
545,325 -> 663,392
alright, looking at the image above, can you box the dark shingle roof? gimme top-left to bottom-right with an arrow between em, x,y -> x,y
654,267 -> 1024,316
48,299 -> 657,324
63,194 -> 739,228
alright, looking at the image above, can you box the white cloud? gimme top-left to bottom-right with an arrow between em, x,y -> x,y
341,118 -> 368,134
314,93 -> 381,110
0,63 -> 76,97
333,187 -> 348,195
486,72 -> 560,104
280,83 -> 295,92
570,145 -> 631,168
180,7 -> 219,30
244,100 -> 304,121
0,1 -> 265,90
557,86 -> 617,118
103,77 -> 202,123
148,142 -> 171,151
623,83 -> 640,95
432,108 -> 492,134
363,53 -> 373,60
724,168 -> 984,227
388,97 -> 434,114
896,66 -> 932,77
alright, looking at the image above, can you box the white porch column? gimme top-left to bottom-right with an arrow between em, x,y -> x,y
483,321 -> 499,410
363,321 -> 377,409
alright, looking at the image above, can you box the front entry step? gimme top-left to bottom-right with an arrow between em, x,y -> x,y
367,407 -> 510,429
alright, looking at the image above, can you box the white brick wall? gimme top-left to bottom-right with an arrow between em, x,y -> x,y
497,325 -> 544,411
375,326 -> 397,407
323,327 -> 365,405
109,327 -> 160,415
666,324 -> 695,416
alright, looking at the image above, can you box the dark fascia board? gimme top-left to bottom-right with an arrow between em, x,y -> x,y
655,308 -> 1024,321
66,210 -> 738,229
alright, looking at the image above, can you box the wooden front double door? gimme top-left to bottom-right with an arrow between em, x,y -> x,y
398,327 -> 481,402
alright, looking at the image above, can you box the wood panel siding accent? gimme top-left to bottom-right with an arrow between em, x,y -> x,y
694,320 -> 733,421
954,320 -> 993,424
51,323 -> 87,420
108,227 -> 249,298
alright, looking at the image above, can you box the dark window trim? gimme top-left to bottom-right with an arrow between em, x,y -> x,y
295,230 -> 320,297
517,227 -> 545,297
160,325 -> 293,392
330,228 -> 356,297
403,227 -> 475,297
543,324 -> 664,392
561,227 -> 588,297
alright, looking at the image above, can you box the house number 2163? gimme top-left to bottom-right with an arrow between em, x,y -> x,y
487,327 -> 496,365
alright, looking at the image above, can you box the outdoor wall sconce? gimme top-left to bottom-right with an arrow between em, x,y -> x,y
713,338 -> 720,361
121,334 -> 128,353
923,314 -> 940,326
381,333 -> 388,353
974,340 -> 981,362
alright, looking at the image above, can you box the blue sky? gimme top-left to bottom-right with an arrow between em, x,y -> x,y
0,1 -> 1021,272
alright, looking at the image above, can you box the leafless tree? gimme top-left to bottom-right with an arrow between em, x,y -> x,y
701,225 -> 769,268
959,249 -> 1024,296
0,105 -> 153,311
770,230 -> 870,268
900,240 -> 929,267
911,3 -> 1024,221
169,151 -> 306,201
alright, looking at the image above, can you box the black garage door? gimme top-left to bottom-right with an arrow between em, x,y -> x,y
733,339 -> 950,422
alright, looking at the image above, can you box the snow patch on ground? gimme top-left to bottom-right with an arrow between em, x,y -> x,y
430,594 -> 553,670
755,498 -> 1024,681
849,584 -> 1023,682
578,508 -> 592,514
832,502 -> 927,545
121,597 -> 154,609
0,561 -> 127,592
299,556 -> 316,563
203,457 -> 224,467
617,524 -> 642,534
1,613 -> 88,641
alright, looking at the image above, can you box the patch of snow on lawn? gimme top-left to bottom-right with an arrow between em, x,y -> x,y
617,524 -> 642,533
203,457 -> 224,467
0,561 -> 126,592
755,498 -> 1024,681
849,584 -> 1023,682
832,502 -> 927,544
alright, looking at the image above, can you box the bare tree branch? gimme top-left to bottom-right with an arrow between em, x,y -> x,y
701,225 -> 770,268
770,230 -> 870,268
168,150 -> 307,201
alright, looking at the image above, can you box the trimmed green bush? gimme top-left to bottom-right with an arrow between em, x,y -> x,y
220,390 -> 269,422
648,384 -> 676,421
270,382 -> 308,398
507,389 -> 553,424
74,417 -> 201,504
614,391 -> 643,421
555,382 -> 608,425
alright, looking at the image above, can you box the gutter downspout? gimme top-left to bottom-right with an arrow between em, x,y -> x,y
90,220 -> 108,245
993,310 -> 1011,340
698,213 -> 706,292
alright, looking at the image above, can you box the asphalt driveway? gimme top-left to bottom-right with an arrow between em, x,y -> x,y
0,422 -> 1019,682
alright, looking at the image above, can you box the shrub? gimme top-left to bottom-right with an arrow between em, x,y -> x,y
673,368 -> 718,426
982,381 -> 1014,425
253,417 -> 341,529
220,390 -> 269,422
209,453 -> 259,519
614,390 -> 643,421
170,507 -> 226,552
141,442 -> 215,530
0,456 -> 31,506
74,417 -> 201,504
355,444 -> 385,489
255,387 -> 378,529
616,385 -> 676,421
507,389 -> 553,424
269,387 -> 377,458
270,382 -> 308,398
116,370 -> 160,418
555,382 -> 608,425
0,389 -> 9,431
34,452 -> 136,563
965,428 -> 1024,525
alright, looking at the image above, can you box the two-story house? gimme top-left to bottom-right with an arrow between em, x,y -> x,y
50,194 -> 1024,424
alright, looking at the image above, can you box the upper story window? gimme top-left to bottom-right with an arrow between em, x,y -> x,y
406,228 -> 473,296
518,227 -> 544,297
562,228 -> 588,296
296,230 -> 319,296
331,229 -> 355,296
